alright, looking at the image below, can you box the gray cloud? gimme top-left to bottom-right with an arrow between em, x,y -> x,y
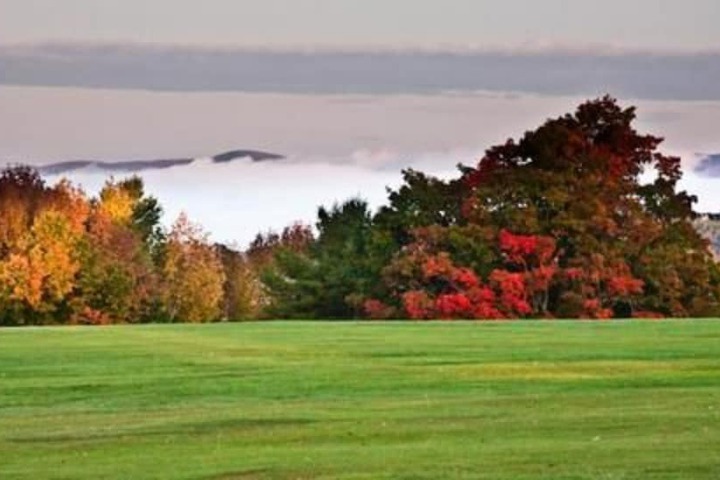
694,154 -> 720,178
2,43 -> 720,101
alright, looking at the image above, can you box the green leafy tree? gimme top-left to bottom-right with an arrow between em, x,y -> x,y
262,199 -> 380,318
374,169 -> 466,247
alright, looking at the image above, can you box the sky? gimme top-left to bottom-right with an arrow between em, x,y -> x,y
1,1 -> 719,246
2,0 -> 719,51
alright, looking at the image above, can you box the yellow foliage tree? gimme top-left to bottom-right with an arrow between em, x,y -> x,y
161,213 -> 225,322
0,210 -> 82,315
98,179 -> 135,224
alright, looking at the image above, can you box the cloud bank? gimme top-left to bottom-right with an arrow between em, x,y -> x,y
2,43 -> 720,101
41,154 -> 421,248
41,148 -> 720,248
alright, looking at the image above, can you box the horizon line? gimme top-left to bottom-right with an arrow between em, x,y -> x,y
4,40 -> 720,57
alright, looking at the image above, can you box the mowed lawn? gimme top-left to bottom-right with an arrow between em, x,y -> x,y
1,321 -> 719,479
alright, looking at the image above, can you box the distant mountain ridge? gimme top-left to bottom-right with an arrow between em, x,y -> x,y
9,149 -> 285,176
212,150 -> 284,163
38,158 -> 195,175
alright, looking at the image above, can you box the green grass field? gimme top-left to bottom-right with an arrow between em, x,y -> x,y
1,321 -> 719,479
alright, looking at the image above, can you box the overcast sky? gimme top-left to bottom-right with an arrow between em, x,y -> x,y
2,0 -> 719,51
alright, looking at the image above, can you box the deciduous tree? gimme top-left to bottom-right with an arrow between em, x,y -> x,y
160,213 -> 225,323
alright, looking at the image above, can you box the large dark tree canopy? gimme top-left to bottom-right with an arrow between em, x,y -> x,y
361,97 -> 720,319
463,97 -> 694,233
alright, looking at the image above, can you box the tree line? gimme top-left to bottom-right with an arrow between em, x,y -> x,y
2,97 -> 719,325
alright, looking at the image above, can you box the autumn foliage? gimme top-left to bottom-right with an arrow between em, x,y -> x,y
2,97 -> 719,324
0,171 -> 231,325
357,97 -> 719,320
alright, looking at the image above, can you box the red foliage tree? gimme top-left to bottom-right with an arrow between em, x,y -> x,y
458,96 -> 718,318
